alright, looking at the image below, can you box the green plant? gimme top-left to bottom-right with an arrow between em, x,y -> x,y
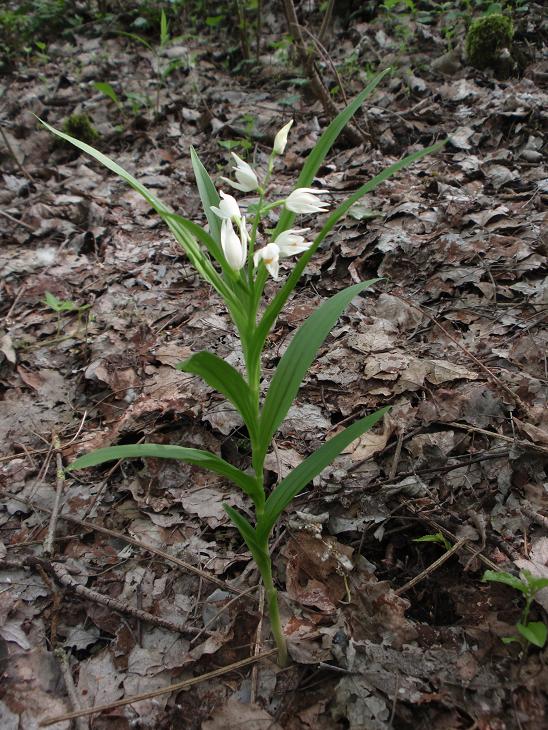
413,532 -> 452,551
41,69 -> 444,665
483,570 -> 548,648
43,291 -> 91,336
465,13 -> 514,69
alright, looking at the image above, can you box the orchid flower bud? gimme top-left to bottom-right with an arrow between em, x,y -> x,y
221,217 -> 247,271
285,188 -> 329,214
253,242 -> 280,280
273,120 -> 293,155
220,153 -> 259,193
274,228 -> 311,257
211,191 -> 241,221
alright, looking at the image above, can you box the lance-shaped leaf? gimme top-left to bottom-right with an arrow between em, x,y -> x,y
258,279 -> 379,461
257,406 -> 389,541
190,146 -> 222,245
223,504 -> 269,574
38,120 -> 243,313
273,68 -> 391,238
252,141 -> 446,366
67,444 -> 258,498
178,352 -> 258,442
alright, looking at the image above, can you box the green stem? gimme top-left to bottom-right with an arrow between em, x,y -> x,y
260,552 -> 288,666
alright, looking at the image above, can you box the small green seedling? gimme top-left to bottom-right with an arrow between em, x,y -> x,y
43,291 -> 91,336
483,569 -> 548,648
41,69 -> 445,665
413,532 -> 452,551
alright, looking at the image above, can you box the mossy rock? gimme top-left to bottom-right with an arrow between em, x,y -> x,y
62,114 -> 99,145
465,14 -> 514,71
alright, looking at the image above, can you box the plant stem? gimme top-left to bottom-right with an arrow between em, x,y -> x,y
261,554 -> 288,666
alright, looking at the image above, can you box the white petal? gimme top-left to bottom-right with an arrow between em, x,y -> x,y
273,120 -> 293,154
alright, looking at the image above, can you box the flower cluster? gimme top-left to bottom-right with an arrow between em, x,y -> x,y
210,121 -> 330,279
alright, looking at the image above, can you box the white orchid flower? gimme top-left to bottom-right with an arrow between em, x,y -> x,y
274,228 -> 311,257
273,120 -> 293,155
221,217 -> 247,271
285,187 -> 329,214
220,153 -> 259,193
211,191 -> 241,221
253,242 -> 280,280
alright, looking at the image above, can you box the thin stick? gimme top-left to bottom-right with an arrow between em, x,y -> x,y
50,561 -> 206,636
448,421 -> 548,456
0,209 -> 35,231
6,492 -> 253,599
394,295 -> 526,411
43,435 -> 64,557
395,538 -> 469,595
54,648 -> 88,730
0,125 -> 35,182
40,649 -> 278,726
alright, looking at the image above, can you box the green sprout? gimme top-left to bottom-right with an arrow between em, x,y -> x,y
483,570 -> 548,648
43,291 -> 91,336
413,532 -> 452,551
41,69 -> 444,666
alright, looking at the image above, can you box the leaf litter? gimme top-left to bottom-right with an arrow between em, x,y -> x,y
0,4 -> 546,729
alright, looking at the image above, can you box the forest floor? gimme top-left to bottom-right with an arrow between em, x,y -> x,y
0,4 -> 547,729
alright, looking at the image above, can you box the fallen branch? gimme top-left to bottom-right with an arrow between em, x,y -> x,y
40,649 -> 277,726
50,561 -> 205,635
395,538 -> 469,595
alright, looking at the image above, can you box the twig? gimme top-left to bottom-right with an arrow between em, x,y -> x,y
5,492 -> 253,599
520,502 -> 548,530
190,585 -> 258,644
50,561 -> 206,636
0,125 -> 35,182
448,421 -> 548,456
388,429 -> 404,480
0,209 -> 35,231
282,0 -> 363,145
54,648 -> 88,730
318,0 -> 334,45
393,295 -> 527,412
43,435 -> 64,557
395,538 -> 469,595
40,649 -> 278,726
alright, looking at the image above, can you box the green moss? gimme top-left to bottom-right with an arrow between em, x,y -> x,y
62,114 -> 99,144
465,14 -> 514,70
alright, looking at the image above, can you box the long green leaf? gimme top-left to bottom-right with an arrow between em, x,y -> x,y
190,146 -> 221,245
258,280 -> 379,457
38,119 -> 240,309
223,504 -> 267,568
273,68 -> 391,238
252,140 -> 446,366
257,407 -> 389,541
67,444 -> 258,497
178,352 -> 258,442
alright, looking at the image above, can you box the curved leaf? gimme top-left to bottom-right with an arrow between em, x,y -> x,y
258,279 -> 379,458
190,146 -> 221,245
37,120 -> 241,310
67,444 -> 258,498
252,141 -> 446,366
257,407 -> 389,541
223,504 -> 268,573
273,69 -> 391,238
178,352 -> 258,442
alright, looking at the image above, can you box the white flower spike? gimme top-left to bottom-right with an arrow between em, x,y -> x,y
221,217 -> 247,271
254,242 -> 280,280
273,120 -> 293,155
274,228 -> 311,257
220,153 -> 259,193
211,191 -> 241,221
285,187 -> 329,214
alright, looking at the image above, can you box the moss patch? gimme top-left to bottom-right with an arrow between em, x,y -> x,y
465,14 -> 514,71
62,113 -> 99,144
